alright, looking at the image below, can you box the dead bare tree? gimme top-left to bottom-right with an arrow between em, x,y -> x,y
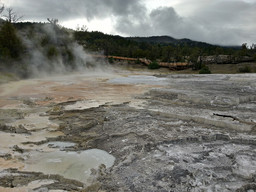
4,8 -> 23,23
47,18 -> 59,26
76,24 -> 88,32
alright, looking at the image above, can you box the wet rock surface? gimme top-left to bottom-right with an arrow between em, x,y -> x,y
0,169 -> 84,190
0,72 -> 256,191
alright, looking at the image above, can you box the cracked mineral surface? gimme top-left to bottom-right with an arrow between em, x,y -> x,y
0,69 -> 255,191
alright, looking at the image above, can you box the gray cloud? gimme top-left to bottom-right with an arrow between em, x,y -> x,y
188,0 -> 256,45
115,0 -> 256,45
11,0 -> 144,21
115,7 -> 203,40
5,0 -> 256,45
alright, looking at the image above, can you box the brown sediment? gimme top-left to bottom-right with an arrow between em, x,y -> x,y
0,158 -> 24,171
0,71 -> 158,108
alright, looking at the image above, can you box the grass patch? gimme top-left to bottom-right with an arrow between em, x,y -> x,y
238,66 -> 251,73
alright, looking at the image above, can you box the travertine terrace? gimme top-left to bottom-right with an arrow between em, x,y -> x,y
0,69 -> 256,191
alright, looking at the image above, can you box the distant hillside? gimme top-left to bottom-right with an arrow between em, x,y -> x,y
74,30 -> 245,62
127,36 -> 214,48
1,21 -> 253,76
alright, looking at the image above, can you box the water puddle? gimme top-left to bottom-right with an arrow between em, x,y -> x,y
24,149 -> 115,183
0,131 -> 64,155
64,100 -> 106,111
47,141 -> 76,149
7,113 -> 59,131
108,75 -> 169,85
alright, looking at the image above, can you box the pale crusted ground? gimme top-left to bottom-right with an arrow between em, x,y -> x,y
0,68 -> 255,191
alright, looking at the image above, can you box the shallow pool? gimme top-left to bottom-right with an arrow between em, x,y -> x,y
24,149 -> 115,183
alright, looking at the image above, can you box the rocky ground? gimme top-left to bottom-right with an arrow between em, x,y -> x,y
0,69 -> 256,192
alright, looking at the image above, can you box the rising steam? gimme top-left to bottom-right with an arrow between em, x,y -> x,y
17,22 -> 107,77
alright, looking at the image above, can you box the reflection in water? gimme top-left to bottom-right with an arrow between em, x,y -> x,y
108,75 -> 169,85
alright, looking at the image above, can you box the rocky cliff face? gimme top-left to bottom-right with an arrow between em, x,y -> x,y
198,55 -> 254,64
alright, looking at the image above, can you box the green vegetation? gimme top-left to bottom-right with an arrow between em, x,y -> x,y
63,48 -> 74,63
135,59 -> 141,64
0,22 -> 24,60
74,31 -> 256,64
199,66 -> 211,74
0,20 -> 81,77
192,61 -> 203,71
47,46 -> 59,60
148,61 -> 160,69
41,35 -> 50,47
108,57 -> 114,64
0,19 -> 255,79
238,66 -> 251,73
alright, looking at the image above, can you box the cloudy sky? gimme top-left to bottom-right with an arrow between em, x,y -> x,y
2,0 -> 256,45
